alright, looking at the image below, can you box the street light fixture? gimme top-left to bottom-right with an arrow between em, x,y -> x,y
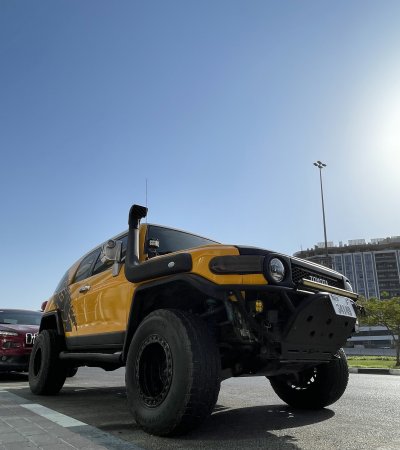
313,160 -> 328,256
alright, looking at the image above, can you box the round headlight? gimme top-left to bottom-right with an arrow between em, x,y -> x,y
269,258 -> 285,282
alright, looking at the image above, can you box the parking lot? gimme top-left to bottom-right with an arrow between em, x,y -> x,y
1,368 -> 400,450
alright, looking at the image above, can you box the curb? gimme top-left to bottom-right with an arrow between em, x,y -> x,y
349,367 -> 400,375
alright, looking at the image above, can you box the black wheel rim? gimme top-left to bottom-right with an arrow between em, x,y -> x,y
135,334 -> 173,407
285,367 -> 318,390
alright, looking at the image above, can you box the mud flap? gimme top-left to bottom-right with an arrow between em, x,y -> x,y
280,293 -> 357,361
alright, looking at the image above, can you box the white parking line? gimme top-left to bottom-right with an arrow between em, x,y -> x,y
20,403 -> 87,428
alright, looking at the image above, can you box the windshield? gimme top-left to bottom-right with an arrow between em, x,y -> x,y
0,310 -> 41,326
146,225 -> 218,255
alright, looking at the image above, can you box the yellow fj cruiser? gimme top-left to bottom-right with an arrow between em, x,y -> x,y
29,205 -> 359,436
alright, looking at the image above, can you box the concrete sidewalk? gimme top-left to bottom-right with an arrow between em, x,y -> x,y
0,391 -> 142,450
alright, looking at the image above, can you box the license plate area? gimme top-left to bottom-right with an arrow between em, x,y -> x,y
281,293 -> 358,360
329,294 -> 356,318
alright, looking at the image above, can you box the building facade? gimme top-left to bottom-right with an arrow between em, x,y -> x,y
346,326 -> 396,349
294,237 -> 400,299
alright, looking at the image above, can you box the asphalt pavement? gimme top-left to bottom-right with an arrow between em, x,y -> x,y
1,368 -> 400,450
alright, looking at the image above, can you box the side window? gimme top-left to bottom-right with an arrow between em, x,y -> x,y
92,235 -> 128,276
54,271 -> 69,294
74,249 -> 100,283
120,234 -> 128,259
92,252 -> 113,276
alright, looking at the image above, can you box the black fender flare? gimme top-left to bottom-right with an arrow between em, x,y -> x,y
39,310 -> 65,337
121,274 -> 225,362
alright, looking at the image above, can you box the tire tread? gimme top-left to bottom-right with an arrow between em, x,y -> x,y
126,308 -> 221,436
269,349 -> 349,409
29,329 -> 66,395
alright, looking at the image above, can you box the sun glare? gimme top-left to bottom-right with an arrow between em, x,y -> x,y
379,109 -> 400,154
364,80 -> 400,166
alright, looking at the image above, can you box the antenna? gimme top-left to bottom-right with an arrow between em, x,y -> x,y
145,178 -> 148,223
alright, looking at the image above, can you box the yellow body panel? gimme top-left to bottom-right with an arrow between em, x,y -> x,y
66,269 -> 134,338
189,245 -> 268,286
44,226 -> 267,338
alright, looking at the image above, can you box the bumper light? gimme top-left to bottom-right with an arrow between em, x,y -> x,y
2,341 -> 22,349
255,300 -> 264,313
344,280 -> 354,292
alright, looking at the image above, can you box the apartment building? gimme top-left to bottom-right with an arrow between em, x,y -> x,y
294,237 -> 400,299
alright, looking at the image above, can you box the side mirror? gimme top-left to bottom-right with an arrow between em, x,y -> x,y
147,238 -> 160,258
100,239 -> 123,276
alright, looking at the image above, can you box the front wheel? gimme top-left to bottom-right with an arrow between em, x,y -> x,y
29,329 -> 67,395
268,349 -> 349,409
125,309 -> 221,436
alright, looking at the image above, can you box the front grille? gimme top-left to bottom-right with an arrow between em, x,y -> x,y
291,264 -> 344,289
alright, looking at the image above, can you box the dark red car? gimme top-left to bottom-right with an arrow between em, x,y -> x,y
0,309 -> 41,372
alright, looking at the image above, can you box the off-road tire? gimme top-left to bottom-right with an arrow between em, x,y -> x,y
125,309 -> 221,436
29,329 -> 67,395
268,349 -> 349,409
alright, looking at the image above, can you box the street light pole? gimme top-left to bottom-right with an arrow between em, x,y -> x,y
313,160 -> 328,256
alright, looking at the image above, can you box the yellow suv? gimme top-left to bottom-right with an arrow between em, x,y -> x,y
29,204 -> 359,436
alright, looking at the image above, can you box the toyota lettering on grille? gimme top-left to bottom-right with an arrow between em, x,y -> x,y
25,333 -> 38,345
309,276 -> 329,285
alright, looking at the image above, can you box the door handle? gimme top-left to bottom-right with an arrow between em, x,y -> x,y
79,285 -> 91,293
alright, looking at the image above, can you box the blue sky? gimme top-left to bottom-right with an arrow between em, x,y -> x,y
1,1 -> 400,309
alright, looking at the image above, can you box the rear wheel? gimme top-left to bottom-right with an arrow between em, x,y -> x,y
268,349 -> 349,409
29,329 -> 67,395
125,309 -> 221,436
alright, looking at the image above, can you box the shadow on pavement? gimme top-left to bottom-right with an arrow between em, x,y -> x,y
0,372 -> 29,382
204,403 -> 334,437
147,404 -> 334,449
8,385 -> 334,449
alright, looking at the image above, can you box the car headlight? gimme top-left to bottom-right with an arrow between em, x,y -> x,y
269,258 -> 286,282
0,331 -> 18,337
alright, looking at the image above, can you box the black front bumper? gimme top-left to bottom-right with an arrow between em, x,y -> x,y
133,273 -> 358,363
0,354 -> 30,372
280,293 -> 357,361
